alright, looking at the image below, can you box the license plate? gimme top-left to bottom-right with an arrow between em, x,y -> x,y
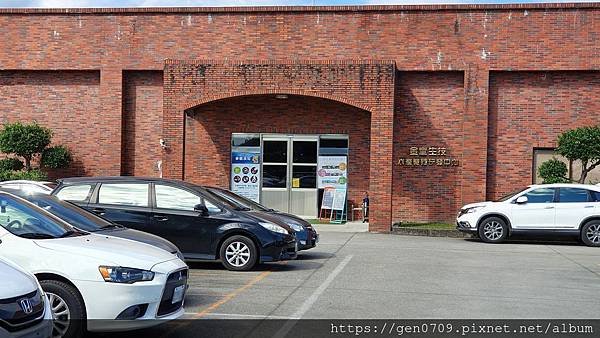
172,285 -> 185,304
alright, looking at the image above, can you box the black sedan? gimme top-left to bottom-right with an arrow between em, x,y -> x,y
0,187 -> 184,260
205,186 -> 319,251
52,177 -> 297,271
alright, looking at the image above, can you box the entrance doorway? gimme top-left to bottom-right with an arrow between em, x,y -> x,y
261,135 -> 319,218
230,133 -> 349,218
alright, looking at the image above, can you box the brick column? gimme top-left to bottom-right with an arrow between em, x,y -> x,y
461,65 -> 489,205
99,67 -> 123,175
369,107 -> 395,232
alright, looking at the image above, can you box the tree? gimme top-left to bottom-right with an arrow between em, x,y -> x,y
556,126 -> 600,183
0,122 -> 52,171
538,158 -> 569,184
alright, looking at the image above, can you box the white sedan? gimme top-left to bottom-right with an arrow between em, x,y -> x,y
457,183 -> 600,246
0,181 -> 56,195
0,258 -> 52,338
0,191 -> 188,338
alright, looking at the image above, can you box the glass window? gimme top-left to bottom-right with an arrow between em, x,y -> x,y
319,138 -> 349,156
98,183 -> 148,207
262,165 -> 287,188
155,185 -> 200,211
559,188 -> 591,203
525,188 -> 556,203
292,165 -> 317,188
263,141 -> 287,163
29,196 -> 111,232
594,191 -> 600,202
55,184 -> 93,202
293,141 -> 317,163
232,134 -> 260,147
0,195 -> 75,239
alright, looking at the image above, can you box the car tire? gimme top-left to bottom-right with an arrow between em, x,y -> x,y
478,217 -> 508,244
39,279 -> 86,338
220,235 -> 258,271
580,220 -> 600,247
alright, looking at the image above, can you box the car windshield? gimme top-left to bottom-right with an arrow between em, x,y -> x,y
207,188 -> 270,212
24,195 -> 116,232
0,194 -> 85,239
495,188 -> 529,202
200,189 -> 246,210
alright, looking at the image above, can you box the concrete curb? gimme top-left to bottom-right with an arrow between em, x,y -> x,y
391,227 -> 473,238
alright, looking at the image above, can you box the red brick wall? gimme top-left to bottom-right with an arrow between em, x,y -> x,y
0,70 -> 101,177
487,71 -> 600,200
121,70 -> 163,176
393,72 -> 465,223
184,94 -> 370,208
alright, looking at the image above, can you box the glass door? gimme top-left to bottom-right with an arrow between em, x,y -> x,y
290,137 -> 318,217
261,136 -> 290,213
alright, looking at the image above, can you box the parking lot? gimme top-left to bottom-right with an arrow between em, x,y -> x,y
96,229 -> 600,337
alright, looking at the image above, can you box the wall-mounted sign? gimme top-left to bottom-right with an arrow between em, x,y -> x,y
231,151 -> 261,202
317,156 -> 348,189
397,146 -> 459,167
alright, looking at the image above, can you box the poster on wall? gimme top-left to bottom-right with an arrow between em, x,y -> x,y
317,156 -> 348,189
231,151 -> 261,203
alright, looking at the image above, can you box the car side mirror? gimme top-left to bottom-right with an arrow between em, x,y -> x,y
515,196 -> 528,204
194,204 -> 209,216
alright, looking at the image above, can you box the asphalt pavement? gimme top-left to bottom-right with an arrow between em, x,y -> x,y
93,231 -> 600,337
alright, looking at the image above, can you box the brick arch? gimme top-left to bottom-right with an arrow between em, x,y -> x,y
181,90 -> 374,113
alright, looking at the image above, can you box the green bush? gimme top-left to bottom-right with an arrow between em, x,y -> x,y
538,158 -> 569,184
556,125 -> 600,183
3,169 -> 48,181
41,146 -> 72,169
0,158 -> 24,172
0,122 -> 52,170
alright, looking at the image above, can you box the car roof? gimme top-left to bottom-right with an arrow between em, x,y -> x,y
528,183 -> 600,191
57,176 -> 206,191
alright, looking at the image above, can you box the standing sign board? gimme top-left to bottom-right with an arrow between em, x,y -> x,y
331,189 -> 347,211
317,156 -> 348,189
231,151 -> 261,203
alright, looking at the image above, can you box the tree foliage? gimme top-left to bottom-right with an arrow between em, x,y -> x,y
0,158 -> 24,172
538,158 -> 569,184
0,122 -> 52,170
41,145 -> 72,169
556,126 -> 600,183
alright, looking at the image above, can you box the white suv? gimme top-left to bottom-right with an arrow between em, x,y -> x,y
457,183 -> 600,246
0,258 -> 52,338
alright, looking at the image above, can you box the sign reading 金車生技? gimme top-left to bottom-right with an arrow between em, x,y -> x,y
396,146 -> 460,167
231,151 -> 261,203
317,156 -> 348,189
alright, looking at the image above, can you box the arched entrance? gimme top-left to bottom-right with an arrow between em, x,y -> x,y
183,94 -> 371,218
162,60 -> 395,231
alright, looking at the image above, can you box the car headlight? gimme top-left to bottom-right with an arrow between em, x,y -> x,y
98,266 -> 155,284
286,222 -> 304,232
458,206 -> 484,217
259,222 -> 289,235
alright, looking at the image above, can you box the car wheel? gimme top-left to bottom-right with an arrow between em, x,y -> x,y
40,280 -> 85,338
581,221 -> 600,247
478,217 -> 508,243
220,235 -> 258,271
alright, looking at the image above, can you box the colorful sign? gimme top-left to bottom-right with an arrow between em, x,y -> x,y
317,156 -> 348,189
231,151 -> 261,203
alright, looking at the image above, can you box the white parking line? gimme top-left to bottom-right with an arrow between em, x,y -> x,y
272,255 -> 354,338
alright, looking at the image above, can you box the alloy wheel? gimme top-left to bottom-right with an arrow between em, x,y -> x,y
47,292 -> 71,338
225,241 -> 251,267
586,224 -> 600,244
483,220 -> 503,241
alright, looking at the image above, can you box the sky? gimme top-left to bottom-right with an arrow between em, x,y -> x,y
0,0 -> 598,8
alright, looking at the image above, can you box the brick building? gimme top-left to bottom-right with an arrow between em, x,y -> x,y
1,3 -> 599,232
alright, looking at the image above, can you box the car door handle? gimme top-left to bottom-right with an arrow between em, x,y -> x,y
153,215 -> 169,222
92,208 -> 106,215
584,206 -> 595,208
544,206 -> 554,209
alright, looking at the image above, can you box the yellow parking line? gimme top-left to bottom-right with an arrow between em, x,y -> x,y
194,270 -> 272,318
